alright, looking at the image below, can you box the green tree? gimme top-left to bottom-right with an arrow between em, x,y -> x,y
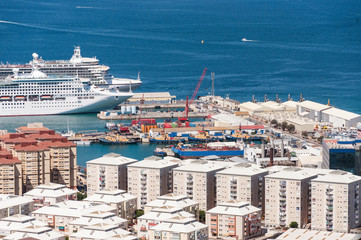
199,210 -> 206,223
77,191 -> 87,201
135,209 -> 144,218
271,119 -> 278,125
289,221 -> 298,228
281,121 -> 288,131
301,131 -> 308,137
287,124 -> 295,133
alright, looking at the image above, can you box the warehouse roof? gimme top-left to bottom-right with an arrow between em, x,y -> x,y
322,107 -> 361,121
239,102 -> 269,112
297,100 -> 331,112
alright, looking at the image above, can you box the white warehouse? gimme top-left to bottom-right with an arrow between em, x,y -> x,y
322,107 -> 361,128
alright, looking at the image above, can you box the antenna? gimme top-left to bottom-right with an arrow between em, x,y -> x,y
288,94 -> 291,101
264,94 -> 267,102
211,72 -> 215,97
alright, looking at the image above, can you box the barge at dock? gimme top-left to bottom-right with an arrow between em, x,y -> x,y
172,142 -> 244,159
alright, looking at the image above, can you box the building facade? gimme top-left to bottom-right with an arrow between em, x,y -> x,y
206,201 -> 262,240
127,158 -> 180,208
86,153 -> 137,195
265,167 -> 318,228
311,170 -> 361,233
216,163 -> 268,211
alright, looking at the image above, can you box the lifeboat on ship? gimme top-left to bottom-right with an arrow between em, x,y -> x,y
40,95 -> 53,100
0,96 -> 12,101
14,95 -> 27,101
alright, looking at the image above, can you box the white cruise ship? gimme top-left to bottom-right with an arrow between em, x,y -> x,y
0,68 -> 133,116
0,46 -> 142,92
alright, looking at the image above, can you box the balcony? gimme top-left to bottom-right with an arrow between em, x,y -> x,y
279,202 -> 286,208
326,206 -> 333,211
231,179 -> 237,184
187,175 -> 193,180
326,215 -> 333,221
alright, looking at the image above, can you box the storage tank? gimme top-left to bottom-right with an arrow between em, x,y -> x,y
131,106 -> 137,114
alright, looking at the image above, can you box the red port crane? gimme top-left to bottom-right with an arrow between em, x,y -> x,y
181,68 -> 207,121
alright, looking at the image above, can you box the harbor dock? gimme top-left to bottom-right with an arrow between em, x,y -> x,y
97,110 -> 208,120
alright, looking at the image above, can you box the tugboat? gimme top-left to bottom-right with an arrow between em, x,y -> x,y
188,131 -> 224,142
99,135 -> 137,144
153,148 -> 167,157
149,134 -> 186,144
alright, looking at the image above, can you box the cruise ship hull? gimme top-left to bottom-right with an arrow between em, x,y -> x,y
0,94 -> 132,117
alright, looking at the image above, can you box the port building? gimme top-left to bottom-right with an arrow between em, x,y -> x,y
322,139 -> 361,176
126,92 -> 176,105
296,100 -> 331,122
322,107 -> 361,128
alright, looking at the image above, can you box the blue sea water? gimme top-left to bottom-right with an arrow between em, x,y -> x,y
0,0 -> 361,165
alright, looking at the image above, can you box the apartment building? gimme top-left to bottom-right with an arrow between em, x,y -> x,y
138,206 -> 194,239
148,216 -> 208,240
206,200 -> 262,240
68,210 -> 128,234
311,170 -> 361,233
86,153 -> 137,195
144,193 -> 199,217
127,158 -> 180,208
31,200 -> 116,234
0,125 -> 77,193
265,167 -> 318,228
216,163 -> 268,210
70,223 -> 136,240
24,182 -> 77,210
0,147 -> 22,195
173,160 -> 229,210
84,189 -> 137,221
3,225 -> 65,240
0,194 -> 34,219
0,214 -> 48,236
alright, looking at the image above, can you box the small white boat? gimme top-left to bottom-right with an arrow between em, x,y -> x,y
242,38 -> 248,42
76,140 -> 92,146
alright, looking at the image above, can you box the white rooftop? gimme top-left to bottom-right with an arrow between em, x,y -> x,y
276,228 -> 361,240
216,163 -> 268,176
84,189 -> 136,204
150,217 -> 207,234
322,107 -> 361,121
87,153 -> 138,166
260,101 -> 286,111
139,206 -> 194,221
0,194 -> 34,209
145,195 -> 198,210
3,225 -> 64,240
297,100 -> 331,112
206,200 -> 261,216
265,167 -> 318,180
69,213 -> 127,228
128,158 -> 180,169
70,223 -> 132,240
312,170 -> 361,184
281,100 -> 298,110
239,102 -> 269,111
31,201 -> 115,218
0,214 -> 48,235
211,114 -> 254,125
24,182 -> 76,198
174,160 -> 231,173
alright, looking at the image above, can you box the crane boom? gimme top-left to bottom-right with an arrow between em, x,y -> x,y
189,68 -> 207,106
